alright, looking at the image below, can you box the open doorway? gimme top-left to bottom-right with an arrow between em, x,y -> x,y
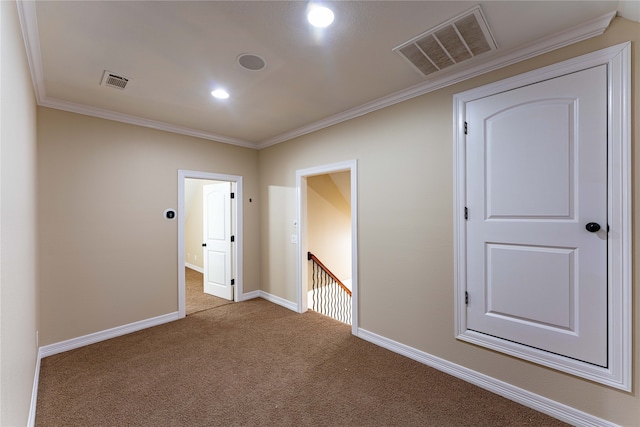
296,160 -> 358,334
178,170 -> 243,318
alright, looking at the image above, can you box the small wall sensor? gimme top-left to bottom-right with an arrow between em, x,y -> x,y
163,209 -> 176,220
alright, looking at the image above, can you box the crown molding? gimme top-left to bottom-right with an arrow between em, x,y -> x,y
38,96 -> 257,149
16,0 -> 45,104
16,0 -> 257,149
256,11 -> 616,149
17,1 -> 615,151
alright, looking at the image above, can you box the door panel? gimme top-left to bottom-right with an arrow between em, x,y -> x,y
207,251 -> 227,286
486,100 -> 573,218
466,65 -> 607,367
486,243 -> 574,330
203,182 -> 234,300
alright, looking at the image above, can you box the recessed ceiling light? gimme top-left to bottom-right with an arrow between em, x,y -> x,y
307,6 -> 334,28
211,89 -> 230,99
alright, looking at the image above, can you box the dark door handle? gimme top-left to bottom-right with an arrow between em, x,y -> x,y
585,222 -> 601,232
202,243 -> 207,247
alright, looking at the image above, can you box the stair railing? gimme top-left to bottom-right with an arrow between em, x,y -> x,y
307,252 -> 352,325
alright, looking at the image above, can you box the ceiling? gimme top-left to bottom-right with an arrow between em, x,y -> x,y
18,1 -> 638,149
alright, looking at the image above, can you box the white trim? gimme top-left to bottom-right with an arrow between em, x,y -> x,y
16,0 -> 45,104
242,290 -> 262,301
453,42 -> 632,390
16,1 -> 253,148
27,350 -> 42,427
18,1 -> 615,150
39,312 -> 180,358
185,262 -> 204,274
178,170 -> 244,317
357,328 -> 620,427
296,160 -> 359,335
256,12 -> 615,148
39,97 -> 256,149
255,291 -> 299,312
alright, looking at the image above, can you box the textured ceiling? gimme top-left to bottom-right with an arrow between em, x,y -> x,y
20,1 -> 633,148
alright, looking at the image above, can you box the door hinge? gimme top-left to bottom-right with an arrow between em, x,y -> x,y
231,279 -> 235,285
230,192 -> 235,199
230,235 -> 235,242
465,291 -> 469,305
464,122 -> 468,135
464,207 -> 468,220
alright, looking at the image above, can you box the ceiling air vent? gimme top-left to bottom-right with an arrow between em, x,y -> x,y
100,71 -> 130,90
393,5 -> 497,77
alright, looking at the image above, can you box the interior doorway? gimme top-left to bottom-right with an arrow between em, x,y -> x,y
178,170 -> 243,318
296,160 -> 358,335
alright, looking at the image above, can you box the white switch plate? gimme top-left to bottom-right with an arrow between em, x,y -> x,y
291,234 -> 298,244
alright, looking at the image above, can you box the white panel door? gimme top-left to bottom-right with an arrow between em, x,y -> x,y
465,65 -> 607,366
203,182 -> 233,300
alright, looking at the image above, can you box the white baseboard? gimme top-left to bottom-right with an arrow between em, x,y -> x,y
252,290 -> 298,312
185,263 -> 203,273
240,289 -> 261,301
35,295 -> 290,359
27,349 -> 41,427
39,311 -> 180,358
357,328 -> 618,427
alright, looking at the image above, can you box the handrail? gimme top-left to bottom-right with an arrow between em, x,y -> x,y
307,252 -> 352,297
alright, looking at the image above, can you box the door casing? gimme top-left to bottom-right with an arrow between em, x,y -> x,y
296,160 -> 358,335
178,170 -> 243,317
453,42 -> 631,390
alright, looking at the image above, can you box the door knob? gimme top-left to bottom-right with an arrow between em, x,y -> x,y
585,222 -> 601,232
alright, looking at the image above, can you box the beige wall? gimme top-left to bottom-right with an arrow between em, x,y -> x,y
0,1 -> 39,425
185,178 -> 206,270
307,173 -> 351,288
258,17 -> 639,425
37,108 -> 260,345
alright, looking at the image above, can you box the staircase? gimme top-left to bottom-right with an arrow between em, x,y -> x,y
307,252 -> 352,325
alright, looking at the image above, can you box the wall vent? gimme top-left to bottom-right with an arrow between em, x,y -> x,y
101,71 -> 130,90
393,5 -> 497,78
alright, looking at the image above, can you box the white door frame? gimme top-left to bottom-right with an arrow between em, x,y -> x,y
178,169 -> 243,318
296,160 -> 358,335
453,42 -> 631,390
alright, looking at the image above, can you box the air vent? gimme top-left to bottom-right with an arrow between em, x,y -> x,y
393,5 -> 497,77
100,71 -> 130,90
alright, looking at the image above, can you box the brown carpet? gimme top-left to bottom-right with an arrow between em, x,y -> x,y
185,267 -> 232,315
35,298 -> 569,426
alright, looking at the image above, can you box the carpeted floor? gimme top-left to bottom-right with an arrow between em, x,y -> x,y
185,267 -> 232,315
35,298 -> 569,426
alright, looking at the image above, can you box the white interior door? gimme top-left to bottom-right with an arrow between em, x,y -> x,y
465,65 -> 607,366
203,182 -> 234,300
